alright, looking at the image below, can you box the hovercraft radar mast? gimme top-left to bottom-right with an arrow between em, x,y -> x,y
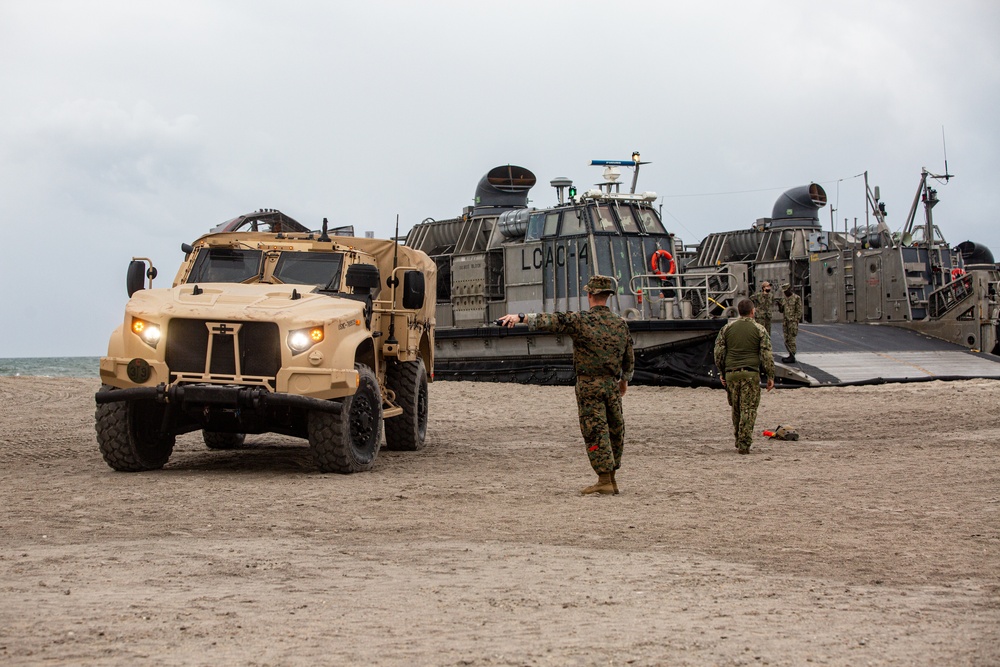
584,152 -> 657,203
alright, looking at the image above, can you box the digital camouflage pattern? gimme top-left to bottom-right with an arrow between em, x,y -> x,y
714,317 -> 775,453
576,376 -> 624,473
724,371 -> 762,453
778,291 -> 803,356
750,288 -> 773,333
583,275 -> 615,294
528,305 -> 634,473
528,306 -> 635,381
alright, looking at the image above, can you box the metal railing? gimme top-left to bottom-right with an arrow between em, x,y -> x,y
927,274 -> 975,319
628,270 -> 741,320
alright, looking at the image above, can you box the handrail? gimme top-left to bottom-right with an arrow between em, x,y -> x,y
927,275 -> 975,319
628,270 -> 740,319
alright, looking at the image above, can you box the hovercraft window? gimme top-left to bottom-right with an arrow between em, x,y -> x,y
272,252 -> 345,290
637,208 -> 668,235
559,209 -> 587,236
525,213 -> 545,242
593,205 -> 619,233
542,212 -> 560,237
614,204 -> 641,234
188,248 -> 264,283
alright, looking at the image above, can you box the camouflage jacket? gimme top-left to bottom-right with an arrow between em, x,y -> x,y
750,290 -> 773,321
713,316 -> 775,380
778,293 -> 803,323
527,305 -> 635,382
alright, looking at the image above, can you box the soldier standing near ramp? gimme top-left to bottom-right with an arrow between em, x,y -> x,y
714,298 -> 775,455
777,283 -> 803,363
499,275 -> 634,496
750,281 -> 774,336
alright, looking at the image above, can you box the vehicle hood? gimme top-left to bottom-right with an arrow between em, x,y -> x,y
126,283 -> 365,328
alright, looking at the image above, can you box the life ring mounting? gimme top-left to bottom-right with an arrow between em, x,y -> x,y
651,249 -> 675,278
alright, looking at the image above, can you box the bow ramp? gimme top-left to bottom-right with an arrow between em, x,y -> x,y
771,323 -> 1000,386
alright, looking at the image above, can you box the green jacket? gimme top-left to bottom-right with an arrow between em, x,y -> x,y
713,317 -> 775,380
528,306 -> 635,382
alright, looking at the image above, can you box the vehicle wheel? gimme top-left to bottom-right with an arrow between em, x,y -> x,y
95,386 -> 175,471
309,364 -> 382,473
384,358 -> 428,451
203,431 -> 247,449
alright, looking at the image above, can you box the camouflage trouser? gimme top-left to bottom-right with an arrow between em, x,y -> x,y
575,377 -> 624,474
783,320 -> 799,355
725,370 -> 761,453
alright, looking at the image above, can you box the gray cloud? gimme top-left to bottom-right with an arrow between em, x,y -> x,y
0,0 -> 997,356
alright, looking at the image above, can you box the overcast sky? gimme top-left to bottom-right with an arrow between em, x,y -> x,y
2,0 -> 998,357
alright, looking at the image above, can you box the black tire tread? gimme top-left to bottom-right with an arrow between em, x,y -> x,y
384,358 -> 428,451
203,431 -> 247,450
94,385 -> 174,472
309,365 -> 382,473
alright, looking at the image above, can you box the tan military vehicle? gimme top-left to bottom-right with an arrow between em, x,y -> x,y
95,210 -> 435,473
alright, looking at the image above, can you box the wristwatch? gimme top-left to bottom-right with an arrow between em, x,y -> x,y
518,313 -> 525,323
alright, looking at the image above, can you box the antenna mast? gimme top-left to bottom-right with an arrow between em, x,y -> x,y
385,214 -> 400,346
941,126 -> 953,183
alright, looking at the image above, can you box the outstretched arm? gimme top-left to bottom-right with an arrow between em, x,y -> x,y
497,313 -> 525,328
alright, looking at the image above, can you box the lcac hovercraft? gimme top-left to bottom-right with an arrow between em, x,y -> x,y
404,154 -> 726,386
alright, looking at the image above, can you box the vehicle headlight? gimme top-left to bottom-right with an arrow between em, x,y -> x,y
288,326 -> 324,354
131,317 -> 161,348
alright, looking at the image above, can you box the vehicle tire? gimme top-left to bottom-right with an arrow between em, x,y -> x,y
384,358 -> 428,451
95,386 -> 175,472
203,431 -> 246,449
309,364 -> 382,473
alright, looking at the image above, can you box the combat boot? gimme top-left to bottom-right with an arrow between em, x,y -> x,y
781,354 -> 796,363
610,469 -> 619,495
581,473 -> 615,496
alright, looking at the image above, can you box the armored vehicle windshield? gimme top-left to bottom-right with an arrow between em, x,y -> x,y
187,247 -> 345,289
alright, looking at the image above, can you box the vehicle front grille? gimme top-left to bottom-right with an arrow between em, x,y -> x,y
166,319 -> 281,386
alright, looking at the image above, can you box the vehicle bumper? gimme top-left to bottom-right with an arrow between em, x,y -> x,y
94,383 -> 342,414
99,356 -> 359,399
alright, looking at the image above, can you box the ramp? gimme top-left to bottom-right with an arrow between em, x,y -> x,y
770,323 -> 1000,386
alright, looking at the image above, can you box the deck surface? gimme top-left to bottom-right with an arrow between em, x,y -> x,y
770,323 -> 1000,385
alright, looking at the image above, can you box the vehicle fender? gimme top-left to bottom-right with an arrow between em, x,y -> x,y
105,324 -> 126,358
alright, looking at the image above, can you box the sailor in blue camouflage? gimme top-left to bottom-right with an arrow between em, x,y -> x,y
499,275 -> 634,494
714,298 -> 775,454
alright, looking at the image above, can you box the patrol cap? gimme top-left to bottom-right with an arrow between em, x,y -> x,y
583,275 -> 615,294
781,283 -> 791,290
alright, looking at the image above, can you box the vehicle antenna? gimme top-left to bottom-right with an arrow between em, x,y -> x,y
386,214 -> 400,346
941,126 -> 953,183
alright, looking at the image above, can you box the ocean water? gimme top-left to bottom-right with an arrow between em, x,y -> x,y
0,357 -> 100,378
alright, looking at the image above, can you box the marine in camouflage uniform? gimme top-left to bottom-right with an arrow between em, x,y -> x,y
714,298 -> 775,454
750,281 -> 774,336
499,275 -> 634,495
777,283 -> 803,363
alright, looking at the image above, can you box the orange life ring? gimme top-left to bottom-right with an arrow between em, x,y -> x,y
651,249 -> 675,277
951,267 -> 965,279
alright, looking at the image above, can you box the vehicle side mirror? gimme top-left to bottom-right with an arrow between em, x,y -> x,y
127,260 -> 147,297
127,260 -> 158,297
402,270 -> 425,310
181,242 -> 193,255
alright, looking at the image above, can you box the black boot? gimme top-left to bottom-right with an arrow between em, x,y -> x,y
781,354 -> 796,363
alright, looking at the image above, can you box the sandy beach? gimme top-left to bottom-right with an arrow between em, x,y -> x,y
1,375 -> 998,666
